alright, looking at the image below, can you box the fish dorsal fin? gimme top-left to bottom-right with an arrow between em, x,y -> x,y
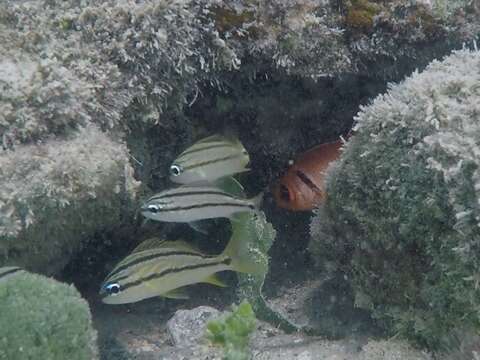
131,237 -> 167,253
192,134 -> 228,146
131,238 -> 202,254
159,239 -> 204,254
162,287 -> 190,299
196,134 -> 244,147
202,274 -> 227,287
196,134 -> 228,144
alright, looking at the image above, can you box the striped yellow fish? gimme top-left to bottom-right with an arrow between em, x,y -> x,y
99,236 -> 262,304
169,134 -> 250,184
140,185 -> 262,223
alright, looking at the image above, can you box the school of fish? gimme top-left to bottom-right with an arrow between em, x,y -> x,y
101,134 -> 262,304
0,133 -> 345,306
101,134 -> 343,303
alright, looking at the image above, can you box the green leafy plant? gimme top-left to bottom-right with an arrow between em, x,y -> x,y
206,300 -> 256,360
216,177 -> 300,332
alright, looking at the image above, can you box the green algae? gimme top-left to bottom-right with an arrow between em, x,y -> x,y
207,300 -> 256,360
215,176 -> 300,333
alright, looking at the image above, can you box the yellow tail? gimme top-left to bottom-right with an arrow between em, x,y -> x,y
222,212 -> 267,275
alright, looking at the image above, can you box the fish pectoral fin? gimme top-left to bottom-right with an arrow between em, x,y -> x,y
188,220 -> 211,235
162,287 -> 190,300
213,176 -> 246,198
202,274 -> 228,287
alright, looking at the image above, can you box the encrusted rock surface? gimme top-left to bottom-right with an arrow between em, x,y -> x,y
99,314 -> 432,360
95,284 -> 432,360
167,306 -> 221,347
310,48 -> 480,349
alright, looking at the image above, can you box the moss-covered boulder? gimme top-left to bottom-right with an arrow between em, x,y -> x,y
0,267 -> 98,360
0,125 -> 139,273
309,49 -> 480,349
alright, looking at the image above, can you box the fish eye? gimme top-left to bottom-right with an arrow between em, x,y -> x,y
279,184 -> 291,202
147,204 -> 159,213
170,164 -> 183,177
105,283 -> 121,296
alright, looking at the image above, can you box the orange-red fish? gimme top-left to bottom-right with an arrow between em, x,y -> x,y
272,139 -> 343,211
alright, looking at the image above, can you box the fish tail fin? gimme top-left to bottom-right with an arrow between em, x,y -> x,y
250,192 -> 264,209
222,214 -> 265,275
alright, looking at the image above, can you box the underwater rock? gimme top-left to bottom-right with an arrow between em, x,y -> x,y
438,327 -> 480,360
209,0 -> 479,80
106,326 -> 432,360
167,306 -> 221,347
0,0 -> 232,275
0,125 -> 139,274
251,335 -> 432,360
0,267 -> 98,360
95,280 -> 432,360
310,49 -> 480,350
340,0 -> 480,79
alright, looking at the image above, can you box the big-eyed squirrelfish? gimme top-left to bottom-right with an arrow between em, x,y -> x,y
272,139 -> 343,211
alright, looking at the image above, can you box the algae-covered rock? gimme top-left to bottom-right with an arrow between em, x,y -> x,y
310,49 -> 480,349
0,0 -> 240,274
168,306 -> 221,347
0,267 -> 98,360
209,0 -> 479,80
0,125 -> 139,273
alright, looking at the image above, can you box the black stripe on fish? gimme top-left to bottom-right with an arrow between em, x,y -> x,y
107,250 -> 217,279
149,190 -> 234,201
178,143 -> 234,157
121,258 -> 232,291
0,267 -> 22,280
150,202 -> 254,213
295,170 -> 323,195
182,154 -> 244,171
